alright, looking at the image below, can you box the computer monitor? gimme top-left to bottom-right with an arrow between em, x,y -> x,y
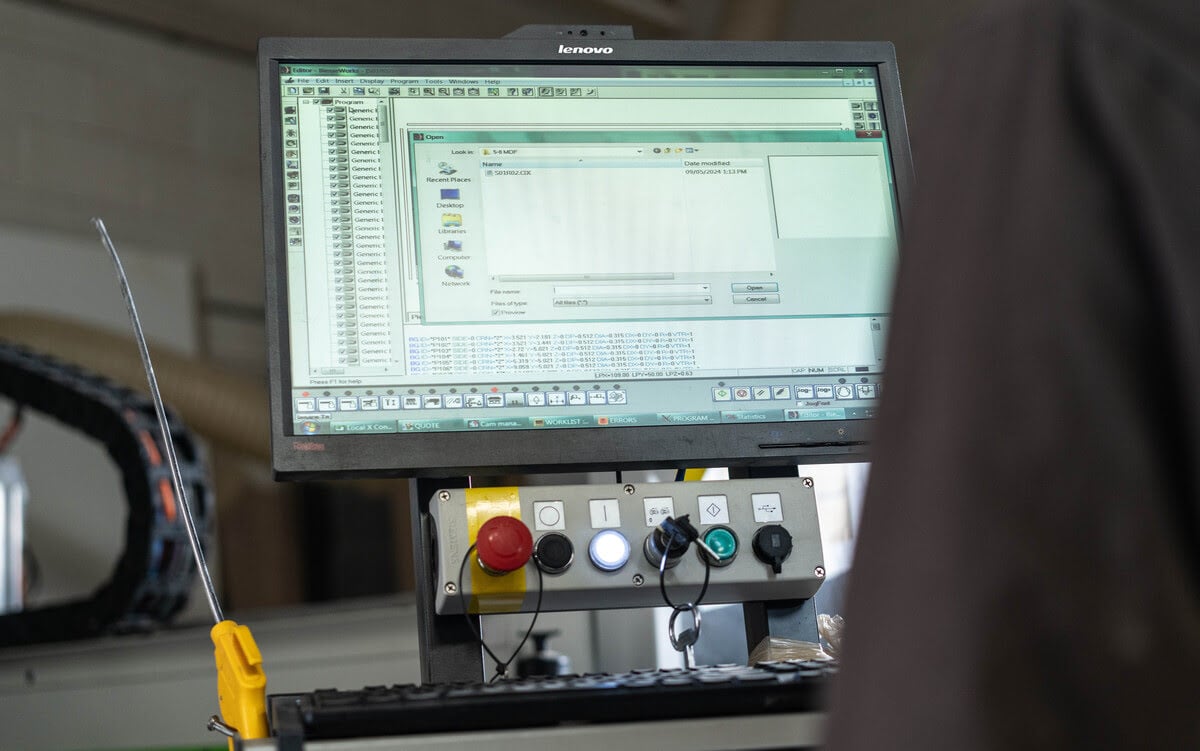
259,37 -> 912,479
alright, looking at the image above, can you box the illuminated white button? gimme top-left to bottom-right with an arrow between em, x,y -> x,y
381,396 -> 401,410
295,398 -> 316,412
588,530 -> 631,571
317,397 -> 337,411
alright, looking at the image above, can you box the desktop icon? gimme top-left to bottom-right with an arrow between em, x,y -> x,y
444,240 -> 463,251
441,213 -> 463,227
445,265 -> 464,279
437,162 -> 457,175
440,188 -> 461,200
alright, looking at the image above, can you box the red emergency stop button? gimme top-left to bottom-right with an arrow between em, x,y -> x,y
476,516 -> 533,575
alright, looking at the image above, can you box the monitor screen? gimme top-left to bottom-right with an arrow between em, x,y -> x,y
260,38 -> 912,478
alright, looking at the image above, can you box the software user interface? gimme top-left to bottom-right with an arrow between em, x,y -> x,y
276,63 -> 899,436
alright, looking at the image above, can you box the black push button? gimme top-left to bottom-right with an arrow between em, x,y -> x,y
534,532 -> 574,574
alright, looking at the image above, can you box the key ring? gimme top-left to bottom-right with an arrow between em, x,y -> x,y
668,602 -> 702,652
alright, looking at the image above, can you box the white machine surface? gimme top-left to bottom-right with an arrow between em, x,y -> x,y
0,599 -> 421,750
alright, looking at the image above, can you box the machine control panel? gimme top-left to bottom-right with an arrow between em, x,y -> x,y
430,478 -> 824,614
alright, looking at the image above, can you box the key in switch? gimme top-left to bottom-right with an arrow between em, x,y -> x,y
752,524 -> 793,574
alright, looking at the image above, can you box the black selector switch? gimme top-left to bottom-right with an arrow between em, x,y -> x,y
534,532 -> 575,574
752,525 -> 793,574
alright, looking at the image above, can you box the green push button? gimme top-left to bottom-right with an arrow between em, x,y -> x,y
702,527 -> 738,566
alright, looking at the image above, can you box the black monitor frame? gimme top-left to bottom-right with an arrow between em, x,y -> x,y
259,37 -> 913,480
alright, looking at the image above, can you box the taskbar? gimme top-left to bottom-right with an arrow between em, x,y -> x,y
293,405 -> 877,435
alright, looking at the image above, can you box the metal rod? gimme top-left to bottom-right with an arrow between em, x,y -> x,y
207,715 -> 237,738
91,217 -> 225,625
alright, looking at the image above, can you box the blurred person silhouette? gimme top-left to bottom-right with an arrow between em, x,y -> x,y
826,0 -> 1200,748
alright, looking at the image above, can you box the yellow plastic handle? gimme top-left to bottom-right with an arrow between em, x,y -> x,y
211,620 -> 268,748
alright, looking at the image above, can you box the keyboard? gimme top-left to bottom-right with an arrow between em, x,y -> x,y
268,661 -> 835,740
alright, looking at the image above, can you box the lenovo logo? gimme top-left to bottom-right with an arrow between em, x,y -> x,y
558,44 -> 614,54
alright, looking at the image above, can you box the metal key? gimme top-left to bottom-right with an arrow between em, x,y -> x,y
668,603 -> 702,668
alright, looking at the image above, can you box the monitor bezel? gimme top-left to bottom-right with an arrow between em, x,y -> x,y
259,37 -> 913,479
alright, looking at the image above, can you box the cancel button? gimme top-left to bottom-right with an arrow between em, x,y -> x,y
732,293 -> 780,304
